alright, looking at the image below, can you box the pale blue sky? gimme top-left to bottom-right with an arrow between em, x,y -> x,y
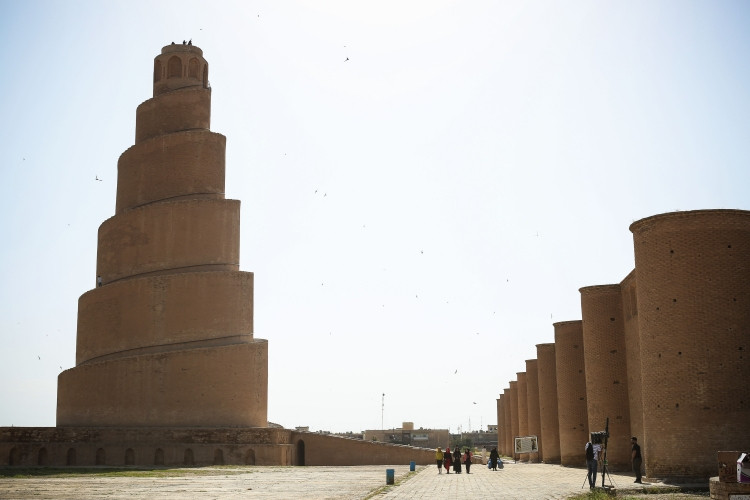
1,0 -> 748,434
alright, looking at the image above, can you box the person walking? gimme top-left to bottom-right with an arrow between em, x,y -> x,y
631,437 -> 643,483
585,440 -> 601,489
444,447 -> 453,473
489,447 -> 499,471
453,447 -> 462,474
436,447 -> 444,474
464,448 -> 472,474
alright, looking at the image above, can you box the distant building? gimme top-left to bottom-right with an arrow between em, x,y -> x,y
364,422 -> 450,450
453,429 -> 499,450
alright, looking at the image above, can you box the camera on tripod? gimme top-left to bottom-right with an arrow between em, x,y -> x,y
590,431 -> 609,445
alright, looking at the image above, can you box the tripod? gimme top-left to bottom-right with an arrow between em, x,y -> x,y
598,418 -> 616,491
581,418 -> 616,491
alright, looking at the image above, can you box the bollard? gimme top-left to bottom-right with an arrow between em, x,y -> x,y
409,460 -> 416,471
386,468 -> 395,485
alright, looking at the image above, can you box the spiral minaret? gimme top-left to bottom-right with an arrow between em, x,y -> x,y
57,44 -> 268,428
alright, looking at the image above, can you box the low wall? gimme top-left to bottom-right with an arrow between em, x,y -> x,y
0,427 -> 292,467
1,427 -> 435,468
290,432 -> 434,466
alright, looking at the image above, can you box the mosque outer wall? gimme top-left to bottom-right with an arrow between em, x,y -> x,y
497,209 -> 750,481
516,372 -> 529,461
496,396 -> 505,455
289,432 -> 434,466
508,381 -> 519,460
620,270 -> 644,445
580,284 -> 632,470
503,388 -> 512,456
536,343 -> 560,463
0,427 -> 293,467
630,209 -> 750,481
525,359 -> 541,462
554,321 -> 589,467
0,427 -> 434,467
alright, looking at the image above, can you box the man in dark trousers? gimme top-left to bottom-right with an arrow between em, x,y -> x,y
585,440 -> 601,489
631,437 -> 643,483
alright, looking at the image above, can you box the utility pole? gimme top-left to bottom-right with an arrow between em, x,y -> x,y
381,393 -> 385,430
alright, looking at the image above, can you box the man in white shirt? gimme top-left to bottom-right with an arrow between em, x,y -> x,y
585,440 -> 602,489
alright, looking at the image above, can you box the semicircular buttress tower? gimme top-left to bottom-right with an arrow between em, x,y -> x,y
56,44 -> 268,428
630,209 -> 750,481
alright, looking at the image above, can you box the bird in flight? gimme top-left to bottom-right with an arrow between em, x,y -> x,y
95,175 -> 103,181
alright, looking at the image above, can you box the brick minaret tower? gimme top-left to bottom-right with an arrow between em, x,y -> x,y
57,43 -> 268,428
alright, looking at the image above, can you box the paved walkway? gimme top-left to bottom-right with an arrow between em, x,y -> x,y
0,462 -> 676,499
378,461 -> 660,499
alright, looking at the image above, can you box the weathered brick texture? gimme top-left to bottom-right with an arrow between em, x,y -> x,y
630,209 -> 750,481
503,388 -> 513,456
580,284 -> 631,470
516,372 -> 529,461
509,381 -> 520,460
497,396 -> 505,455
554,320 -> 589,466
57,43 -> 269,431
620,270 -> 644,445
536,343 -> 561,463
525,359 -> 541,462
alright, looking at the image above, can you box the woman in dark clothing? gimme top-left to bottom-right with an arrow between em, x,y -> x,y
464,448 -> 472,474
444,447 -> 452,473
489,447 -> 499,471
453,447 -> 462,473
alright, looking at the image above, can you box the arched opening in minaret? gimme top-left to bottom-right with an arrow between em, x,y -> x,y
188,58 -> 200,79
213,448 -> 224,465
125,448 -> 135,465
154,60 -> 162,83
167,56 -> 182,78
96,447 -> 106,465
37,447 -> 48,465
154,448 -> 165,466
66,448 -> 76,466
296,440 -> 305,466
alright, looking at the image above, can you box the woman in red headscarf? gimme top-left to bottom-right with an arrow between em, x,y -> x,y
444,447 -> 453,473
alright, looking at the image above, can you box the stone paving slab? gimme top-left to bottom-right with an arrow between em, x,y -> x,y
0,462 -> 681,499
376,461 -> 664,499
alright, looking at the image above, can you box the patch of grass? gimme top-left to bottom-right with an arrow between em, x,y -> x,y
566,485 -> 710,500
0,467 -> 250,478
362,467 -> 423,499
567,490 -> 617,500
